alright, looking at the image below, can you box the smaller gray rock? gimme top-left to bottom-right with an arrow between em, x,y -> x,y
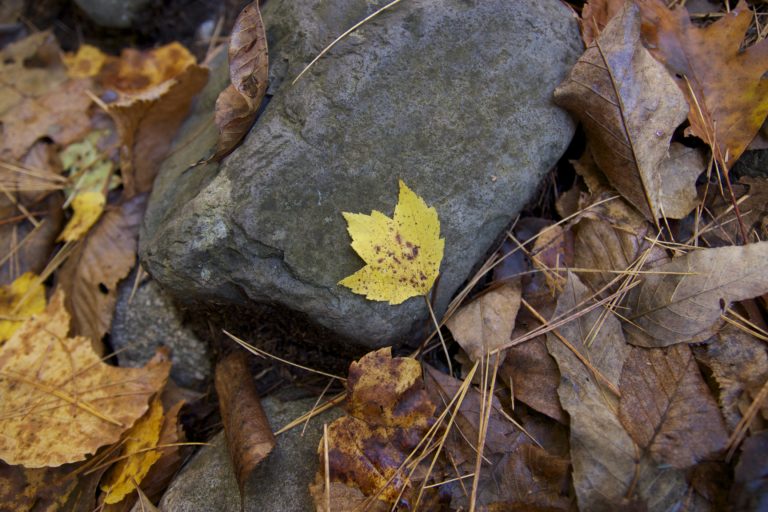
74,0 -> 149,28
160,391 -> 343,512
111,269 -> 210,390
733,149 -> 768,179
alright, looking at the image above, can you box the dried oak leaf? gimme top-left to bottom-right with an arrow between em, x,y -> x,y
215,351 -> 275,498
638,0 -> 768,166
554,3 -> 696,220
57,194 -> 146,349
211,0 -> 269,160
618,344 -> 728,469
107,64 -> 209,197
623,241 -> 768,347
0,290 -> 170,468
315,348 -> 435,507
546,273 -> 688,511
446,281 -> 521,362
100,397 -> 164,504
0,272 -> 45,344
340,180 -> 444,304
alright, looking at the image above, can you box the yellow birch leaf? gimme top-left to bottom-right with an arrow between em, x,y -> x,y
63,44 -> 108,78
339,180 -> 444,304
101,397 -> 164,504
58,191 -> 106,242
0,272 -> 46,343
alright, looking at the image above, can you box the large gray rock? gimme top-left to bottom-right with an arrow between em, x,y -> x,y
74,0 -> 149,28
140,0 -> 581,348
159,390 -> 343,512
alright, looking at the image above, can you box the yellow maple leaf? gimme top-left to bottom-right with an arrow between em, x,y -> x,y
58,191 -> 106,242
339,180 -> 444,304
0,272 -> 46,343
101,397 -> 164,504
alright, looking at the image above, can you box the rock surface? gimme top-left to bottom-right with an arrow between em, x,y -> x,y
73,0 -> 149,28
110,269 -> 210,390
158,390 -> 343,512
140,0 -> 581,348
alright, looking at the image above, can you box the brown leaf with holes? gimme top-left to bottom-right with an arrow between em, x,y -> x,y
313,348 -> 435,508
618,344 -> 728,468
638,0 -> 768,167
57,194 -> 146,350
107,64 -> 208,196
215,351 -> 275,499
0,290 -> 170,468
554,3 -> 691,220
623,241 -> 768,347
211,0 -> 269,161
693,324 -> 768,432
446,281 -> 521,362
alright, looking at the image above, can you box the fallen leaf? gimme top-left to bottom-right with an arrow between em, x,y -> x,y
315,348 -> 435,507
60,131 -> 119,199
211,0 -> 269,160
638,0 -> 768,166
693,324 -> 768,432
492,444 -> 571,511
107,64 -> 209,196
446,281 -> 521,362
0,272 -> 45,343
531,225 -> 573,294
0,78 -> 93,160
57,194 -> 146,349
730,431 -> 768,511
657,143 -> 705,219
623,241 -> 768,347
57,191 -> 106,242
546,273 -> 688,510
100,397 -> 164,504
0,461 -> 79,511
63,44 -> 108,79
0,290 -> 170,467
340,180 -> 445,304
580,0 -> 626,46
554,3 -> 689,220
701,176 -> 768,246
214,351 -> 275,498
618,344 -> 728,468
98,42 -> 197,95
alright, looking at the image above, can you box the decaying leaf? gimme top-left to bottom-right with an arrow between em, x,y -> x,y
619,344 -> 728,468
315,348 -> 435,506
0,290 -> 170,467
623,241 -> 768,347
107,64 -> 209,197
0,461 -> 79,511
0,272 -> 45,343
693,324 -> 768,432
638,0 -> 768,166
212,0 -> 269,160
446,281 -> 521,362
214,351 -> 275,498
57,191 -> 106,242
58,194 -> 146,347
100,397 -> 164,504
554,3 -> 691,220
546,273 -> 688,510
340,180 -> 444,304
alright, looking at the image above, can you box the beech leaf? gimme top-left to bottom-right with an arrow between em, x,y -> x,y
618,344 -> 728,469
623,241 -> 768,347
554,3 -> 693,220
339,180 -> 444,304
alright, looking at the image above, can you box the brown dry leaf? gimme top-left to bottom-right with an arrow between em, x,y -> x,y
211,0 -> 269,160
657,143 -> 706,219
531,225 -> 572,294
107,64 -> 209,197
546,273 -> 688,510
730,431 -> 768,511
572,194 -> 667,294
580,0 -> 626,46
309,475 -> 387,512
618,344 -> 728,468
0,461 -> 79,511
0,290 -> 170,467
214,351 -> 275,498
57,194 -> 146,349
693,324 -> 768,432
0,78 -> 93,160
701,176 -> 768,246
638,0 -> 768,167
554,3 -> 690,220
491,444 -> 572,511
98,42 -> 197,95
445,281 -> 521,362
623,241 -> 768,347
315,348 -> 435,507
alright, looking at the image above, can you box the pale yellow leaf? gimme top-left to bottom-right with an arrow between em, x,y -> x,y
0,272 -> 45,344
58,191 -> 106,242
